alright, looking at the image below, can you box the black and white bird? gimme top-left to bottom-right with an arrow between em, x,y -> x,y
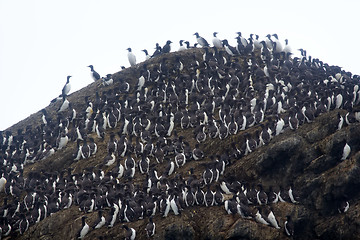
87,65 -> 100,81
92,210 -> 106,229
127,48 -> 137,66
178,40 -> 187,51
57,132 -> 69,150
338,199 -> 350,213
145,216 -> 155,237
123,225 -> 136,240
104,149 -> 116,166
152,43 -> 162,57
192,143 -> 204,160
341,141 -> 351,160
272,34 -> 283,53
284,215 -> 294,237
236,32 -> 248,47
62,75 -> 72,97
77,216 -> 89,239
175,153 -> 186,168
254,207 -> 269,226
19,213 -> 29,235
283,39 -> 292,54
162,40 -> 172,54
142,49 -> 151,60
337,113 -> 344,130
264,207 -> 280,229
101,74 -> 113,86
0,176 -> 7,192
222,39 -> 238,56
194,32 -> 209,47
58,96 -> 70,112
212,32 -> 223,48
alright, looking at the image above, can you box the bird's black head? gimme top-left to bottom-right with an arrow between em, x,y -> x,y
127,48 -> 132,52
194,32 -> 199,36
87,65 -> 93,69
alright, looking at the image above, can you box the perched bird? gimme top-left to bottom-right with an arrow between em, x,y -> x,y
123,225 -> 136,240
142,49 -> 151,60
224,195 -> 238,215
106,204 -> 119,228
250,35 -> 260,50
272,34 -> 283,53
175,153 -> 186,168
194,32 -> 209,47
236,32 -> 248,47
152,43 -> 162,57
77,216 -> 89,239
275,116 -> 285,136
178,40 -> 187,51
288,185 -> 299,204
62,75 -> 72,97
0,176 -> 6,192
88,65 -> 100,81
101,74 -> 113,86
58,96 -> 70,112
212,32 -> 223,48
57,132 -> 69,150
19,213 -> 29,235
337,113 -> 344,131
92,210 -> 106,229
127,48 -> 137,66
104,149 -> 116,166
283,39 -> 292,54
222,39 -> 238,56
284,215 -> 294,237
162,40 -> 172,54
345,112 -> 357,125
264,207 -> 280,229
341,141 -> 351,160
254,207 -> 269,226
338,199 -> 350,213
145,216 -> 155,237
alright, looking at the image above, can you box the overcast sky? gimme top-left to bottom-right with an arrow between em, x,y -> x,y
0,0 -> 359,131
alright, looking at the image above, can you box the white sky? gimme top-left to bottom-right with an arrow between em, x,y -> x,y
0,0 -> 359,130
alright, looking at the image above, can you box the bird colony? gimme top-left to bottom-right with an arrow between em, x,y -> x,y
0,31 -> 359,239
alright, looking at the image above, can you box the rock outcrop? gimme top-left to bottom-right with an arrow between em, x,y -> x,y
1,46 -> 360,240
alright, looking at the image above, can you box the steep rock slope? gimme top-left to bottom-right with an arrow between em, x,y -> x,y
1,46 -> 360,240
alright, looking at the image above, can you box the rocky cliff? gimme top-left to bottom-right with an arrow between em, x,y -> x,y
1,45 -> 360,240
